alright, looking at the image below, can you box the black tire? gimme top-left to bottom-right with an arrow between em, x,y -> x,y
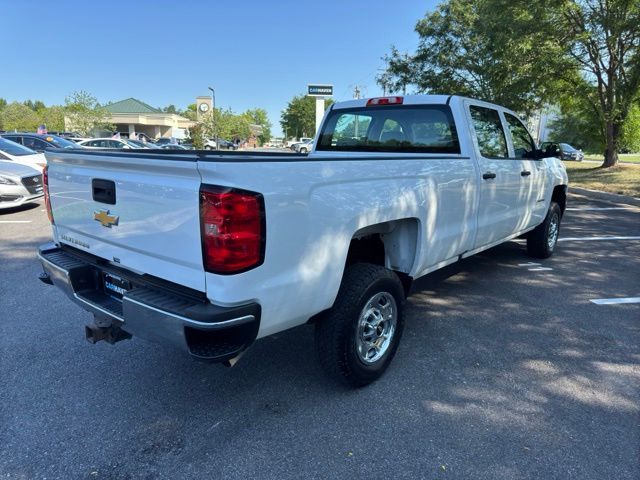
315,263 -> 405,387
527,201 -> 562,259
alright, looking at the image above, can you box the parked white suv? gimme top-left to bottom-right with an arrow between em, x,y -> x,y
38,95 -> 567,386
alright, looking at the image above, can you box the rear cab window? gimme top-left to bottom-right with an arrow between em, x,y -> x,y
317,105 -> 460,154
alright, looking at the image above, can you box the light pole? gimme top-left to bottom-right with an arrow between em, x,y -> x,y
208,86 -> 217,150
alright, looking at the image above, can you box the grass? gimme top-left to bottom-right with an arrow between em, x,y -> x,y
584,154 -> 640,164
564,161 -> 640,197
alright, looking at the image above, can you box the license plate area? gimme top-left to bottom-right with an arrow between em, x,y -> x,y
102,272 -> 132,301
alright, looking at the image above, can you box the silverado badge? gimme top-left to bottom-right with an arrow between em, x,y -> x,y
94,209 -> 119,228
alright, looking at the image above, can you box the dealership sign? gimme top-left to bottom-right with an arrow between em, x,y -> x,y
308,84 -> 333,97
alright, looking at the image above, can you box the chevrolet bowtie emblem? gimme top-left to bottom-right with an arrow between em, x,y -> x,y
94,209 -> 119,228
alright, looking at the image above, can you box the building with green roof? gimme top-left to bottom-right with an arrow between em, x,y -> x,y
103,97 -> 194,140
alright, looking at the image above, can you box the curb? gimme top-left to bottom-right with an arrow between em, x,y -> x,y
570,186 -> 640,207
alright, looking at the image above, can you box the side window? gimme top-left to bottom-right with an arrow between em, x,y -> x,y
22,137 -> 38,150
4,136 -> 22,145
34,139 -> 50,150
470,106 -> 508,158
505,113 -> 535,158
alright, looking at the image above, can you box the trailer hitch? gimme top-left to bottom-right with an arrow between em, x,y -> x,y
85,320 -> 132,345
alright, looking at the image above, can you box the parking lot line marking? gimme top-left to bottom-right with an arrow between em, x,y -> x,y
518,262 -> 541,266
567,207 -> 637,211
590,297 -> 640,305
528,267 -> 553,271
559,236 -> 640,242
0,220 -> 32,224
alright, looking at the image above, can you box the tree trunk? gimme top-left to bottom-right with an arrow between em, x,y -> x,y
602,121 -> 620,168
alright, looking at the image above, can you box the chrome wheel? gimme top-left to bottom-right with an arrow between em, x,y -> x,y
547,212 -> 559,250
356,292 -> 398,364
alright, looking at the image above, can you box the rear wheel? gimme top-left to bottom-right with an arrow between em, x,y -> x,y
527,201 -> 562,259
315,263 -> 405,387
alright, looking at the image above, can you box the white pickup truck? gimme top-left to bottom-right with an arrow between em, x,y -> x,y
38,95 -> 568,386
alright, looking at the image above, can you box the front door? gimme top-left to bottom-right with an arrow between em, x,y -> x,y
503,112 -> 547,230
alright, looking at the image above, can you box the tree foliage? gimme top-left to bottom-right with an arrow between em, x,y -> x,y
379,0 -> 565,115
560,0 -> 640,166
243,108 -> 272,145
380,0 -> 640,166
0,102 -> 40,131
64,91 -> 112,136
280,95 -> 334,139
200,108 -> 251,141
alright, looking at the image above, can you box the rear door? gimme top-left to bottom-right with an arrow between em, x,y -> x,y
466,102 -> 523,248
46,150 -> 206,291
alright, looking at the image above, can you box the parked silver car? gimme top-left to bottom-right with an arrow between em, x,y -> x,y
0,160 -> 43,210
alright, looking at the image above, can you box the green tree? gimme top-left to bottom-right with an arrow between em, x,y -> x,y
378,0 -> 566,116
188,123 -> 205,149
620,103 -> 640,153
64,91 -> 112,136
162,104 -> 178,114
280,95 -> 334,139
243,108 -> 272,145
200,108 -> 251,142
559,0 -> 640,166
380,0 -> 640,167
39,106 -> 66,132
0,102 -> 39,131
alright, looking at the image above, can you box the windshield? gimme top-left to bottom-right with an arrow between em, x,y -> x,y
0,137 -> 37,156
44,135 -> 78,149
559,143 -> 576,152
317,105 -> 460,154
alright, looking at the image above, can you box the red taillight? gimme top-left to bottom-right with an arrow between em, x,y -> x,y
199,185 -> 265,274
42,165 -> 54,224
366,96 -> 404,106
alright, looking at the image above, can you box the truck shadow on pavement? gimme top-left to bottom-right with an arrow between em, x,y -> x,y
1,234 -> 638,479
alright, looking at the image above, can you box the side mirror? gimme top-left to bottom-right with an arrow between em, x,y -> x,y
528,144 -> 559,160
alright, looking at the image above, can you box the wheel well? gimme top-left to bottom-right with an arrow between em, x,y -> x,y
552,185 -> 567,214
345,219 -> 418,296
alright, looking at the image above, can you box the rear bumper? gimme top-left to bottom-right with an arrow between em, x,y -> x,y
37,243 -> 260,361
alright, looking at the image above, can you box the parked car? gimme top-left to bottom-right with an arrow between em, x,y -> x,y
154,138 -> 176,146
286,137 -> 312,149
1,133 -> 79,152
295,140 -> 314,153
0,160 -> 43,210
217,139 -> 237,150
158,144 -> 189,150
38,94 -> 568,387
541,142 -> 584,161
203,139 -> 217,150
77,138 -> 142,149
0,137 -> 47,171
125,139 -> 152,149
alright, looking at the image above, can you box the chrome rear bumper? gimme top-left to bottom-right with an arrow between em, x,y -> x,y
38,243 -> 260,361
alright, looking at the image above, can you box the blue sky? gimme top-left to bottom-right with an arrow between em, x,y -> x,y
1,0 -> 437,135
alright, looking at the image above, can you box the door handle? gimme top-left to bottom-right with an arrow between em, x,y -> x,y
521,170 -> 531,177
482,172 -> 496,180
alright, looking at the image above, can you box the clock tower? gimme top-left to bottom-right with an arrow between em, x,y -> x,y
195,96 -> 213,120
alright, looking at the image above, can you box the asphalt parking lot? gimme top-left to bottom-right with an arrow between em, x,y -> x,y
1,192 -> 638,480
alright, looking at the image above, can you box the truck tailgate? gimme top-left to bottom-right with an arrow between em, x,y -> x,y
45,151 -> 205,291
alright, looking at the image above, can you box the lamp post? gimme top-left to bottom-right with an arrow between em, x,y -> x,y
208,86 -> 217,150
